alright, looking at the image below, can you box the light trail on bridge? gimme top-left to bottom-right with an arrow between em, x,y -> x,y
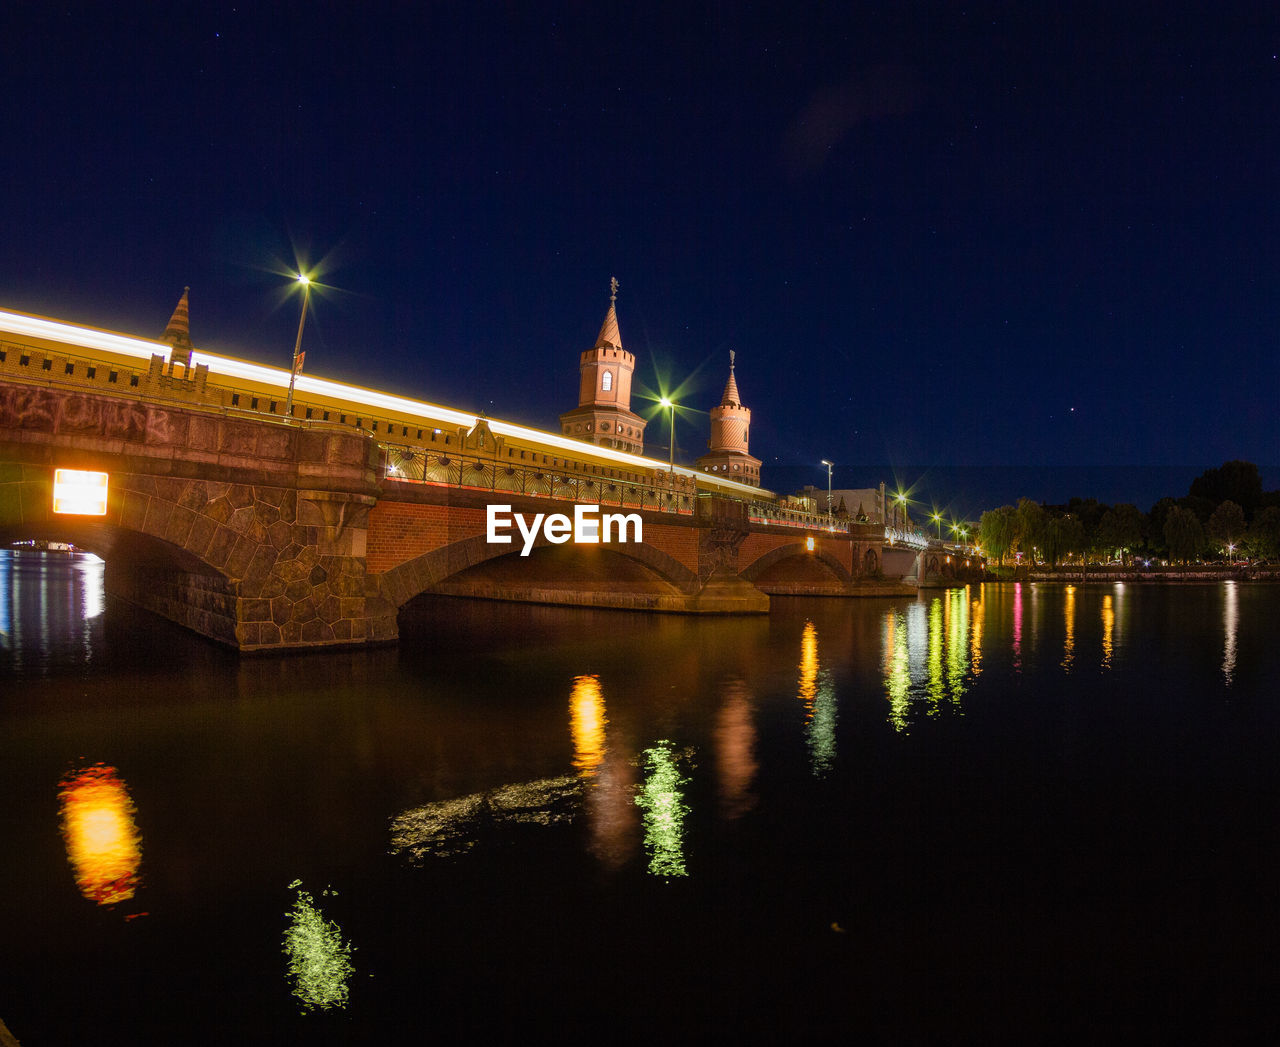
0,307 -> 767,499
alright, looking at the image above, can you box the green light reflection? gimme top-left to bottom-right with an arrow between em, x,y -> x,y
634,741 -> 690,878
927,597 -> 944,710
807,669 -> 837,777
283,880 -> 355,1013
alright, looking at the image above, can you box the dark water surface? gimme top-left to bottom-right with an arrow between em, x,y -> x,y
3,549 -> 1279,1041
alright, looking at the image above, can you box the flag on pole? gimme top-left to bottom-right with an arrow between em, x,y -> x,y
293,351 -> 305,375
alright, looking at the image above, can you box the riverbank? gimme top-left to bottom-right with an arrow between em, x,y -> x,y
1011,566 -> 1280,584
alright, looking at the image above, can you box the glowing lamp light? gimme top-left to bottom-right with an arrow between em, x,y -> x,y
806,536 -> 815,551
53,469 -> 109,515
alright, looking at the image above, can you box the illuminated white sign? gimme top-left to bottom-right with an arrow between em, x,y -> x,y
486,504 -> 642,556
52,469 -> 109,516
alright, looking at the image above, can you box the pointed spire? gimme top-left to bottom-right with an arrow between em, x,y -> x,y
719,349 -> 741,406
162,287 -> 192,348
593,276 -> 623,350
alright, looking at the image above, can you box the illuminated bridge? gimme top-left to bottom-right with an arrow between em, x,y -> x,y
0,302 -> 982,650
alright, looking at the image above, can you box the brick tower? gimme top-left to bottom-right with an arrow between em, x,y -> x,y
559,278 -> 647,455
696,351 -> 762,487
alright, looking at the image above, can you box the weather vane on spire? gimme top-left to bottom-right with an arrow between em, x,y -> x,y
610,276 -> 618,304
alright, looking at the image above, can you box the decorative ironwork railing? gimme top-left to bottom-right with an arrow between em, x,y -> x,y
379,443 -> 697,515
744,500 -> 851,533
884,527 -> 930,551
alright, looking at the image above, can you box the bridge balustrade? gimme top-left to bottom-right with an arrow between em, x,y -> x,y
885,527 -> 930,551
744,499 -> 852,533
379,441 -> 696,515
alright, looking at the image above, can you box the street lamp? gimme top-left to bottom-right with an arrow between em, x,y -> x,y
820,460 -> 833,523
894,490 -> 907,530
659,396 -> 676,477
284,273 -> 311,418
931,511 -> 943,540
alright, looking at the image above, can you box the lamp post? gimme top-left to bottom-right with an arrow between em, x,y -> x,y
284,273 -> 311,418
894,491 -> 907,531
931,511 -> 943,540
820,459 -> 833,523
659,396 -> 676,479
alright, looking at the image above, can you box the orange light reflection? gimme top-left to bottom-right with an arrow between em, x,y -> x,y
58,765 -> 142,906
570,674 -> 607,776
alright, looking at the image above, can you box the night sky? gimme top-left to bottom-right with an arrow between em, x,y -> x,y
3,4 -> 1277,514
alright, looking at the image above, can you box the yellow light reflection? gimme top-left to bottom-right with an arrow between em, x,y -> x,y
927,597 -> 944,710
796,620 -> 836,773
1101,593 -> 1114,670
569,674 -> 607,777
634,741 -> 690,878
969,586 -> 984,677
883,611 -> 911,732
283,880 -> 355,1013
1062,585 -> 1076,673
58,765 -> 142,906
946,587 -> 968,700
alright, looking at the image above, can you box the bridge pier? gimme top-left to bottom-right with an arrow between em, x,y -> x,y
0,385 -> 399,651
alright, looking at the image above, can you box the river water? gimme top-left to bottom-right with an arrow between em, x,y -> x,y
2,549 -> 1277,1041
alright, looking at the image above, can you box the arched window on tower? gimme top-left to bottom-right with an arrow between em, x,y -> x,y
601,370 -> 613,392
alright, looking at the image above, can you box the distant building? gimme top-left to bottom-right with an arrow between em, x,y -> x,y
796,484 -> 907,526
696,351 -> 762,488
559,278 -> 647,455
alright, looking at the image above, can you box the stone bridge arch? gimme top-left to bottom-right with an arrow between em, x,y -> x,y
739,542 -> 855,587
376,530 -> 702,610
0,465 -> 390,648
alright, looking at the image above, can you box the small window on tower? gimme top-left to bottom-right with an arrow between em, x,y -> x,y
602,370 -> 613,392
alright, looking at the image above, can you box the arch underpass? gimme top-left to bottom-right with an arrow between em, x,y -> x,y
380,532 -> 718,614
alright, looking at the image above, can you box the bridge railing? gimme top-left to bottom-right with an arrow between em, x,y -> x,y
378,442 -> 697,516
885,527 -> 931,551
743,499 -> 852,533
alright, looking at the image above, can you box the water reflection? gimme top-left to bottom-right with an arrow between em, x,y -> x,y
969,586 -> 984,677
1223,581 -> 1238,686
0,550 -> 105,670
390,776 -> 582,860
1012,582 -> 1023,670
1062,585 -> 1076,672
946,588 -> 969,700
1101,593 -> 1115,670
634,741 -> 690,878
884,610 -> 911,732
927,598 -> 944,706
570,674 -> 607,776
715,677 -> 757,818
58,764 -> 142,906
283,880 -> 355,1012
796,622 -> 836,775
882,590 -> 978,732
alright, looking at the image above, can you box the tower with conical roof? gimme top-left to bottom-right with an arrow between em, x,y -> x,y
160,287 -> 193,370
559,278 -> 647,455
697,350 -> 762,487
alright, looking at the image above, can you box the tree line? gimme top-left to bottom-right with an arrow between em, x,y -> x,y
977,460 -> 1280,567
